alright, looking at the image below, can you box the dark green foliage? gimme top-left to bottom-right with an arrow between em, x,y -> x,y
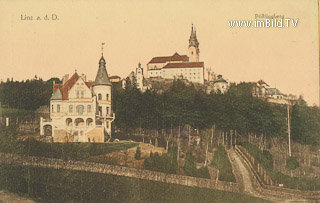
211,145 -> 236,182
0,126 -> 23,154
0,165 -> 271,203
183,152 -> 210,179
0,77 -> 61,111
113,80 -> 295,140
291,101 -> 320,145
286,156 -> 299,171
143,150 -> 178,174
241,142 -> 320,190
135,146 -> 141,160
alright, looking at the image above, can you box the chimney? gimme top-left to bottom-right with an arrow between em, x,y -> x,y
62,74 -> 69,84
81,74 -> 86,82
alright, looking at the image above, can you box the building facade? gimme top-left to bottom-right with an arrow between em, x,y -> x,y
253,80 -> 297,105
40,55 -> 115,143
146,25 -> 205,84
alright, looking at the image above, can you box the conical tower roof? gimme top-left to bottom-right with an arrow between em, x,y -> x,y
93,55 -> 111,86
189,24 -> 199,48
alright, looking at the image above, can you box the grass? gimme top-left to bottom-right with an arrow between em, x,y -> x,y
19,139 -> 139,161
0,165 -> 271,203
241,142 -> 320,190
211,145 -> 236,182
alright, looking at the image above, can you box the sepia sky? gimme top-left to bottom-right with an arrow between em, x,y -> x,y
0,0 -> 318,105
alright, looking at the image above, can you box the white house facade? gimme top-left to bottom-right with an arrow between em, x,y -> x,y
40,55 -> 115,143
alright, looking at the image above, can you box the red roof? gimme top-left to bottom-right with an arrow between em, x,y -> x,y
53,73 -> 92,100
148,52 -> 189,64
109,75 -> 121,79
163,62 -> 204,69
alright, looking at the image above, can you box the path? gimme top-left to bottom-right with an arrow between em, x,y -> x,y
0,190 -> 34,203
228,149 -> 307,203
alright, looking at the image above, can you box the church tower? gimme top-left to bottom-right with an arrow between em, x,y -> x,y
188,24 -> 200,62
92,53 -> 114,140
136,62 -> 144,90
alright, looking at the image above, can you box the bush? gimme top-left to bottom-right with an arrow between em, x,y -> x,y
211,145 -> 236,182
135,147 -> 141,160
286,156 -> 299,171
183,152 -> 210,179
143,150 -> 178,174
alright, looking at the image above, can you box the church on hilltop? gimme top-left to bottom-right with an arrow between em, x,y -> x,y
40,54 -> 115,143
145,25 -> 205,84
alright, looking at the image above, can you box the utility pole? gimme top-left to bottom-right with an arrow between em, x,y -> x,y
206,67 -> 211,81
287,102 -> 292,157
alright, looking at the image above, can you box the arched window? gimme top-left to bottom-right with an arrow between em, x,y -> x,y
98,94 -> 102,100
106,94 -> 109,101
76,105 -> 84,115
69,105 -> 73,113
87,105 -> 91,113
106,107 -> 109,115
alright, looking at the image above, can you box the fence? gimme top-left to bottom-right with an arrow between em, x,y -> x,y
235,145 -> 320,200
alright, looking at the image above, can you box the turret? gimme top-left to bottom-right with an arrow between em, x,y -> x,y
188,24 -> 200,62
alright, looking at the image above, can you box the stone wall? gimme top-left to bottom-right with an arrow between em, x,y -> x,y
0,153 -> 240,193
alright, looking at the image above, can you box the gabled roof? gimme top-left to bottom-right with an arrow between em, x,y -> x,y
162,62 -> 204,69
148,52 -> 189,64
52,72 -> 92,100
51,87 -> 62,100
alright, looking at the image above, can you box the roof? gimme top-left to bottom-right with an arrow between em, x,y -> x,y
93,56 -> 111,86
266,88 -> 283,96
162,62 -> 204,69
148,52 -> 189,64
257,80 -> 269,86
213,78 -> 227,84
52,72 -> 92,100
109,75 -> 121,79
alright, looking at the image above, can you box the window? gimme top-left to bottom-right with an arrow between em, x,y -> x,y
76,105 -> 84,115
81,91 -> 84,98
87,105 -> 91,113
77,91 -> 80,98
69,105 -> 73,113
98,94 -> 102,100
52,105 -> 54,112
98,106 -> 102,116
107,107 -> 109,115
57,104 -> 60,112
106,94 -> 109,101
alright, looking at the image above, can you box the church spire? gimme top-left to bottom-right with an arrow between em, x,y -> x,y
188,24 -> 200,62
189,24 -> 199,48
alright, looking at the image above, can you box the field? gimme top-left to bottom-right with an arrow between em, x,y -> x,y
0,165 -> 271,203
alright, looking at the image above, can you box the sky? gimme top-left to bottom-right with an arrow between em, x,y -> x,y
0,0 -> 318,105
